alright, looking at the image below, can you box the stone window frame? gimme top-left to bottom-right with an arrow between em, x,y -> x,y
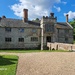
31,37 -> 38,41
32,29 -> 37,33
5,37 -> 11,42
18,38 -> 24,42
19,28 -> 24,32
45,24 -> 54,32
5,27 -> 11,32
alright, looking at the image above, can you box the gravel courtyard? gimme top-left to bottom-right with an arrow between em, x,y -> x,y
0,52 -> 75,75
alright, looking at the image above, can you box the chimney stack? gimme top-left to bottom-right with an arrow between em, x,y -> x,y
23,9 -> 28,22
50,13 -> 54,18
66,14 -> 68,22
2,15 -> 6,19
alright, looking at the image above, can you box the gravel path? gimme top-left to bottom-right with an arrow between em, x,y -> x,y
0,52 -> 75,75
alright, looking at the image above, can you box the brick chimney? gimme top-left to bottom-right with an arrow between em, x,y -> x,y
23,9 -> 28,22
66,14 -> 68,22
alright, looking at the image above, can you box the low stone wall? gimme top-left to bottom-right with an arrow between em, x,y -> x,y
47,42 -> 75,51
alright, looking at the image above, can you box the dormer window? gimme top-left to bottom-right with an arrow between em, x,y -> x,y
5,27 -> 11,32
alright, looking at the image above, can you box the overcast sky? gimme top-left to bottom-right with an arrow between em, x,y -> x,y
0,0 -> 75,22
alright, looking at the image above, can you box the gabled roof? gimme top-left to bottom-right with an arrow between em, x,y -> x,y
56,22 -> 73,29
0,18 -> 40,28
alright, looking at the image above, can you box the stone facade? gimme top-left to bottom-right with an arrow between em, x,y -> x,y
40,13 -> 73,50
0,9 -> 73,49
0,27 -> 41,49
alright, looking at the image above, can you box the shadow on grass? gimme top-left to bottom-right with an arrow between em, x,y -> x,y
0,56 -> 17,66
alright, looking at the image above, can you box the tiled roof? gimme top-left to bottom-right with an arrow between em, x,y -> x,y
0,18 -> 40,28
0,18 -> 73,29
56,22 -> 73,29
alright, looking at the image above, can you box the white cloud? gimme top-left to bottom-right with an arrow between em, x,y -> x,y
10,0 -> 61,20
54,6 -> 61,12
64,11 -> 75,19
62,1 -> 67,5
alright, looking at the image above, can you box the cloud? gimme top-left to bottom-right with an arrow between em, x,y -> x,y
54,6 -> 61,12
62,1 -> 67,5
64,11 -> 75,19
10,0 -> 61,20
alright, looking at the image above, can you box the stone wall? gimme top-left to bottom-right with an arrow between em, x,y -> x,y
47,42 -> 75,51
0,27 -> 41,49
57,29 -> 73,43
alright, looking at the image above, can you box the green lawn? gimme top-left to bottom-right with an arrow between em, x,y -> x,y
0,55 -> 18,75
0,50 -> 69,53
73,40 -> 75,43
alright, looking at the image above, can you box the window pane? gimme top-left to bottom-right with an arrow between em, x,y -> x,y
19,28 -> 24,32
18,38 -> 24,42
5,28 -> 11,32
32,29 -> 37,33
45,24 -> 54,32
5,38 -> 11,42
31,37 -> 38,41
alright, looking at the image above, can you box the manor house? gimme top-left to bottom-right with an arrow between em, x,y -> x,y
0,9 -> 73,49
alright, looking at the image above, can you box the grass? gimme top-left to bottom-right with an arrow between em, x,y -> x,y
0,49 -> 70,53
0,55 -> 18,75
73,40 -> 75,44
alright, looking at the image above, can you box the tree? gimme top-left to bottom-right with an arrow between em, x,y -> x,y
36,18 -> 39,20
69,19 -> 75,28
32,18 -> 39,21
69,19 -> 75,40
